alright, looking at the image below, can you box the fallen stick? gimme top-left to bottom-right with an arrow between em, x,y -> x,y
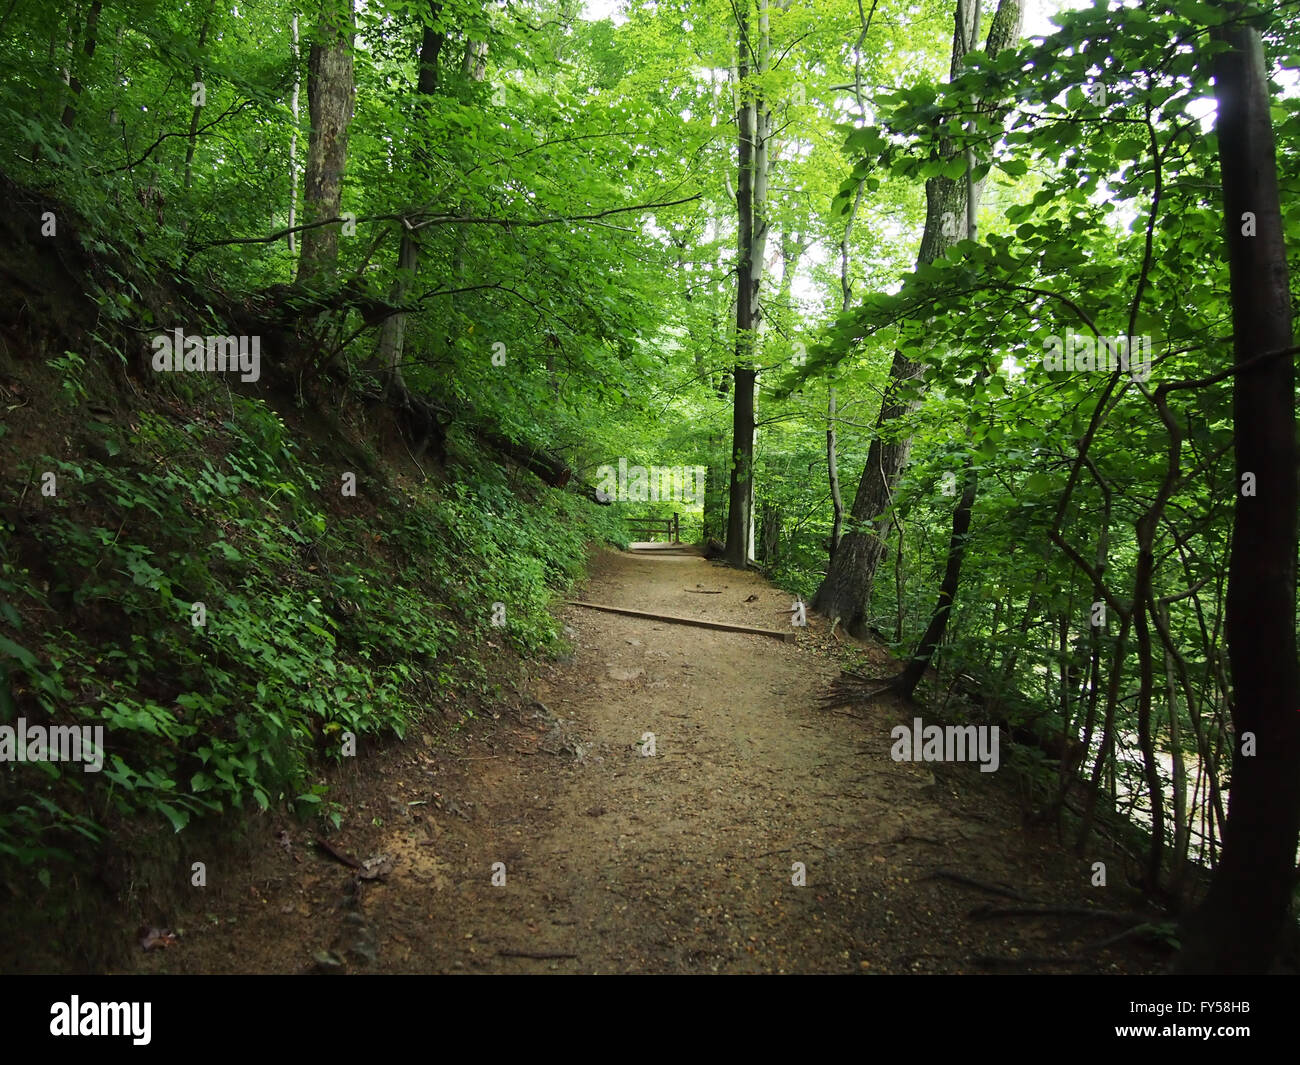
631,551 -> 699,556
564,600 -> 796,642
684,588 -> 723,594
315,838 -> 363,870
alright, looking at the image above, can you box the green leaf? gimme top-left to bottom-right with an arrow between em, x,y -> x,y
1024,472 -> 1055,495
157,803 -> 189,833
0,635 -> 37,670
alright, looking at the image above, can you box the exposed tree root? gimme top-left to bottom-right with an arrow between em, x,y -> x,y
821,668 -> 910,707
921,869 -> 1034,902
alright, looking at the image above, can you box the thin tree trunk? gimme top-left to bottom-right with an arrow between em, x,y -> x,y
892,450 -> 978,700
827,387 -> 843,556
288,12 -> 301,253
829,178 -> 865,560
183,0 -> 217,191
724,0 -> 770,568
59,0 -> 101,131
1165,642 -> 1190,898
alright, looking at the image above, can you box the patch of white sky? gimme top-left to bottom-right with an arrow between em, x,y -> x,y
581,0 -> 628,25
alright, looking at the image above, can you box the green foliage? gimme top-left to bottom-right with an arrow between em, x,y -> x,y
0,392 -> 620,862
2,0 -> 1298,924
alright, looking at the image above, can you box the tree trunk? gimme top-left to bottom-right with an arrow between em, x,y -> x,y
810,0 -> 1021,634
297,0 -> 356,284
827,387 -> 843,556
758,502 -> 781,565
1165,642 -> 1190,898
892,432 -> 978,700
375,3 -> 444,392
288,12 -> 301,253
377,231 -> 418,396
1173,13 -> 1300,974
183,0 -> 218,191
724,0 -> 770,568
462,38 -> 487,81
58,0 -> 101,132
829,175 -> 865,561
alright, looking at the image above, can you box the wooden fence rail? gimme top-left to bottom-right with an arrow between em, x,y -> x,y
626,513 -> 680,543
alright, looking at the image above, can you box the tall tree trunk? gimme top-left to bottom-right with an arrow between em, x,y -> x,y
183,0 -> 218,191
724,0 -> 770,567
1173,12 -> 1299,974
297,0 -> 356,284
377,232 -> 418,394
376,3 -> 445,393
288,12 -> 301,253
828,180 -> 864,561
58,0 -> 101,131
811,0 -> 1021,634
827,0 -> 876,562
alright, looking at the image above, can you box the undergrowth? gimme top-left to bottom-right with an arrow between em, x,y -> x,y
0,387 -> 627,873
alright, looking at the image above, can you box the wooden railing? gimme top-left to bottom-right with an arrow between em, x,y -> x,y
627,513 -> 680,543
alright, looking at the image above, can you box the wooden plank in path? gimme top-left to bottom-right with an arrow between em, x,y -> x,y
564,600 -> 796,643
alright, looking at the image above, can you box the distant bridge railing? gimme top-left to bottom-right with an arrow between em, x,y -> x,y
627,513 -> 680,543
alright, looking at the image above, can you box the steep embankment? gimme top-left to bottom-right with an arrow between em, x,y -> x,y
0,178 -> 623,972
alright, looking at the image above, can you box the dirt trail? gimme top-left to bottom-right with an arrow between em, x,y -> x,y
147,547 -> 1160,974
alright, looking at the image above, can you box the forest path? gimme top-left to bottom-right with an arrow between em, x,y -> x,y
149,547 -> 1155,974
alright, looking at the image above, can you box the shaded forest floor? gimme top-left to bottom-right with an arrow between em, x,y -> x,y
141,546 -> 1170,974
